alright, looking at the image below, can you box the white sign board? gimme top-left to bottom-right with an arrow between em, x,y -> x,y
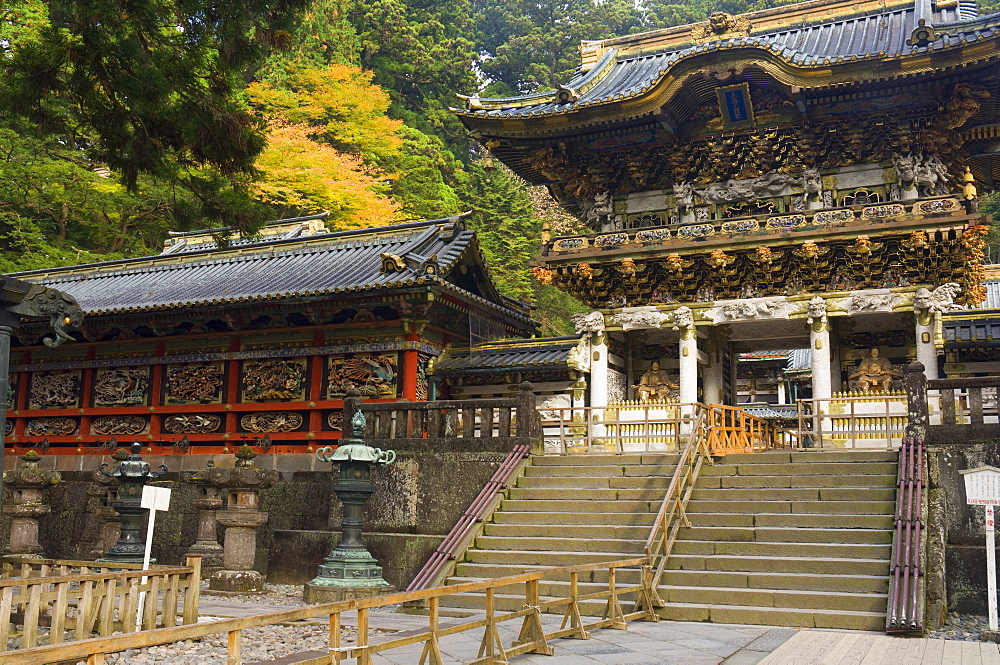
140,485 -> 172,512
136,485 -> 171,631
961,466 -> 1000,505
961,466 -> 1000,631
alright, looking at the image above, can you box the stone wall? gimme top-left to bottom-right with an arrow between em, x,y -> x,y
927,439 -> 1000,617
0,438 -> 514,590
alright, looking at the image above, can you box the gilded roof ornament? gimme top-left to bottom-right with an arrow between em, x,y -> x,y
691,12 -> 751,43
906,19 -> 938,48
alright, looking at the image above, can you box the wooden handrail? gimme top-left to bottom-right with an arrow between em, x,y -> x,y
644,407 -> 712,590
4,557 -> 659,665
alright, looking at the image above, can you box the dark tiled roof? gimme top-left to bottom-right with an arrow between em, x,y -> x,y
457,1 -> 996,120
433,337 -> 582,373
14,217 -> 531,324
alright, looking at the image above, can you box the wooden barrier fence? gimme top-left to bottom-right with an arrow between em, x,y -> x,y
0,555 -> 201,652
3,558 -> 657,665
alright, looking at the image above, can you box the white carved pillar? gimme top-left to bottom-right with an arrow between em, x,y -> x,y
675,307 -> 698,405
807,297 -> 832,407
915,307 -> 938,380
702,329 -> 725,405
590,333 -> 609,408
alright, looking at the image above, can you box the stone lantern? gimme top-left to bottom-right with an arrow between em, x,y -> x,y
2,450 -> 59,556
207,445 -> 278,593
304,410 -> 395,603
97,442 -> 167,563
180,462 -> 225,573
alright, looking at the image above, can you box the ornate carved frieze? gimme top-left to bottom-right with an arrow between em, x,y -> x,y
29,372 -> 80,409
571,311 -> 605,335
242,359 -> 306,401
327,411 -> 343,431
165,364 -> 224,404
913,283 -> 963,313
92,415 -> 147,436
164,414 -> 222,434
327,355 -> 397,399
93,368 -> 149,407
612,307 -> 671,331
240,412 -> 303,433
25,417 -> 77,437
837,290 -> 904,314
706,298 -> 796,323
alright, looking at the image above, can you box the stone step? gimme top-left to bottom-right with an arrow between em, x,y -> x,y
464,549 -> 637,567
684,499 -> 896,514
474,535 -> 645,554
686,512 -> 894,529
720,450 -> 898,464
657,602 -> 886,631
523,464 -> 678,478
671,539 -> 891,559
530,453 -> 680,466
667,553 -> 890,576
688,487 -> 897,501
492,511 -> 657,526
500,498 -> 658,513
663,585 -> 886,613
660,569 -> 888,594
483,523 -> 650,540
453,562 -> 643,585
700,462 -> 898,477
676,525 -> 892,545
699,474 -> 898,489
516,475 -> 673,489
507,487 -> 667,501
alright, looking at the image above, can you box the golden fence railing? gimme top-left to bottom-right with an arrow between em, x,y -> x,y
3,558 -> 659,665
0,555 -> 201,652
796,395 -> 909,449
644,407 -> 711,590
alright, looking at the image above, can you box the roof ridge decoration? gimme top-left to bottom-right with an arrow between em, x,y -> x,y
690,12 -> 752,44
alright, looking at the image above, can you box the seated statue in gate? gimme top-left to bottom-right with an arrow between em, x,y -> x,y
634,361 -> 678,402
848,347 -> 902,392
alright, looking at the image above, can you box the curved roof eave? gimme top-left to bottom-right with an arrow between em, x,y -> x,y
455,17 -> 1000,136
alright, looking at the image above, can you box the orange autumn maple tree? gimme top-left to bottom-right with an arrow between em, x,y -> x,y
249,63 -> 404,228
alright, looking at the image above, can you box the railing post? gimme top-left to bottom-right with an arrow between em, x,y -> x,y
905,362 -> 928,439
182,555 -> 202,625
515,382 -> 542,454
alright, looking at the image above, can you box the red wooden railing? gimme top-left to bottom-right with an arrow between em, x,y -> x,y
405,444 -> 531,592
886,436 -> 925,633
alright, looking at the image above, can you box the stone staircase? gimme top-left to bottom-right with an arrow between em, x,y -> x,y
440,452 -> 679,611
660,449 -> 897,630
439,448 -> 898,631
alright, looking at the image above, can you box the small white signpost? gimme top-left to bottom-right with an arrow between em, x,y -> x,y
961,466 -> 1000,631
136,485 -> 172,631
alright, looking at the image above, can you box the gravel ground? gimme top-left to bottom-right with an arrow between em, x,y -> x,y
926,612 -> 995,642
200,581 -> 311,607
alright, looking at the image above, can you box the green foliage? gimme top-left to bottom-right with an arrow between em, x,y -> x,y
462,162 -> 586,336
474,0 -> 643,94
381,126 -> 463,221
0,0 -> 310,231
349,0 -> 478,155
982,190 -> 1000,263
255,0 -> 361,77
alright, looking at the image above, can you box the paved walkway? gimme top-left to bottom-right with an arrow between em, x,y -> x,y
199,598 -> 1000,665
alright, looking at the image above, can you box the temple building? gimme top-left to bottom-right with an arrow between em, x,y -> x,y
5,215 -> 535,453
453,0 -> 999,413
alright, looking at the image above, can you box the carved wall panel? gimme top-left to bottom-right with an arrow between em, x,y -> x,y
416,356 -> 430,401
165,364 -> 224,404
326,354 -> 397,399
25,417 -> 78,436
327,411 -> 343,431
91,415 -> 147,435
240,412 -> 304,433
93,368 -> 149,406
241,359 -> 306,401
29,372 -> 81,409
163,414 -> 222,434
